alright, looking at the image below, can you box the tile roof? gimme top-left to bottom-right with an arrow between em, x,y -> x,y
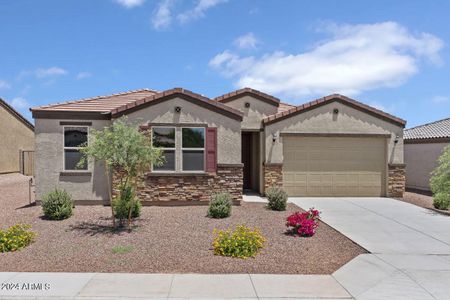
31,88 -> 244,120
215,88 -> 281,106
31,89 -> 158,113
404,118 -> 450,140
263,94 -> 406,127
0,98 -> 34,130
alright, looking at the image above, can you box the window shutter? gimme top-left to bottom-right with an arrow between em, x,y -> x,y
205,127 -> 217,173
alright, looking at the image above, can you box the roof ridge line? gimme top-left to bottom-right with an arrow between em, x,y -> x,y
405,117 -> 450,131
33,88 -> 157,109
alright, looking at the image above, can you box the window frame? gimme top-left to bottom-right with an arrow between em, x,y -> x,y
181,127 -> 206,173
151,126 -> 177,173
62,125 -> 89,171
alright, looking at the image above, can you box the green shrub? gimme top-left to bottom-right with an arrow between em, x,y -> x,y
430,146 -> 450,208
433,192 -> 450,210
113,184 -> 141,222
213,225 -> 266,259
207,193 -> 232,218
41,188 -> 73,220
266,186 -> 288,211
0,224 -> 36,252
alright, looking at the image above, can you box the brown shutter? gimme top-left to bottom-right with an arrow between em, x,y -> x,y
205,127 -> 217,173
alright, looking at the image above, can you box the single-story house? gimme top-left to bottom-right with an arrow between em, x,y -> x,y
31,87 -> 406,205
404,118 -> 450,193
0,98 -> 35,174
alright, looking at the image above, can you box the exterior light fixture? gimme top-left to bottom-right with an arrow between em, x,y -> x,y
394,135 -> 400,144
272,132 -> 278,142
333,108 -> 339,114
175,106 -> 181,113
245,102 -> 250,108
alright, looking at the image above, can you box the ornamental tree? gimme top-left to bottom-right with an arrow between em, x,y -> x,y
78,117 -> 163,228
430,145 -> 450,210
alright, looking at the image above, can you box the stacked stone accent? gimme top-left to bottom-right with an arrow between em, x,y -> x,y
264,164 -> 283,192
114,165 -> 243,204
388,164 -> 406,198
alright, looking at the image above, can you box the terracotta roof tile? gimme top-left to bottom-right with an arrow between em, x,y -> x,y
215,87 -> 281,106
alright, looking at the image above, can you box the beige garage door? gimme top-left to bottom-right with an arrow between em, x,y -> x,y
283,136 -> 386,196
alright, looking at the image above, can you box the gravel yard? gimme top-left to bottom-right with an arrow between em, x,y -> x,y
0,174 -> 365,274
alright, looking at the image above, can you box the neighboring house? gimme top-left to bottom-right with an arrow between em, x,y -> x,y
31,88 -> 406,204
0,98 -> 34,174
404,118 -> 450,193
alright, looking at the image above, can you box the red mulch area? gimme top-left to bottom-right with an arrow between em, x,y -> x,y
400,191 -> 450,216
0,174 -> 366,274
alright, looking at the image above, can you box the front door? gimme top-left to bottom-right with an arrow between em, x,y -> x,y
241,132 -> 252,190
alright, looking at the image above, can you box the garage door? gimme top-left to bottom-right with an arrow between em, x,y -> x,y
282,136 -> 386,196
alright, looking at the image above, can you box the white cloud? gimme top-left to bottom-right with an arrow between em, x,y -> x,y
115,0 -> 145,8
0,80 -> 11,90
35,67 -> 68,79
178,0 -> 227,24
432,95 -> 450,104
152,0 -> 174,29
210,22 -> 444,99
10,97 -> 30,110
76,72 -> 93,80
234,33 -> 259,50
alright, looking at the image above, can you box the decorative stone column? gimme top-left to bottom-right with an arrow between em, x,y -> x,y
263,163 -> 283,193
388,164 -> 406,198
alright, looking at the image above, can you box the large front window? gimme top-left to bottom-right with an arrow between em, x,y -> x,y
152,126 -> 205,172
64,126 -> 88,170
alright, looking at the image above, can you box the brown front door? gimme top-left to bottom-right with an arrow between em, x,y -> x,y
241,132 -> 252,190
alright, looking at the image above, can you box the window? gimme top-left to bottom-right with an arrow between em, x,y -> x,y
182,127 -> 205,171
152,127 -> 176,171
64,126 -> 88,170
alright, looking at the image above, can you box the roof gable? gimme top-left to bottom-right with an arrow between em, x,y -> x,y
31,88 -> 243,121
263,94 -> 406,127
215,88 -> 280,107
112,88 -> 243,121
0,98 -> 34,131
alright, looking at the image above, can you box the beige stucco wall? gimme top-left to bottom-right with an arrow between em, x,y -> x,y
0,105 -> 34,173
221,95 -> 278,130
405,142 -> 449,191
34,118 -> 111,201
125,97 -> 241,164
264,101 -> 404,165
34,97 -> 242,201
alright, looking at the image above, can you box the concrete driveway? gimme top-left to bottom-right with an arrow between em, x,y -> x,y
291,197 -> 450,300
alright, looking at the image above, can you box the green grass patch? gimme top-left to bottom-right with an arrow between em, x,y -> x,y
112,245 -> 133,254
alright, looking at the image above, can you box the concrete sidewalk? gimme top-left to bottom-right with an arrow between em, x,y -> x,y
0,272 -> 351,299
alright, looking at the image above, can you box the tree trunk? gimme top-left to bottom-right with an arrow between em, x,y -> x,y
105,167 -> 116,228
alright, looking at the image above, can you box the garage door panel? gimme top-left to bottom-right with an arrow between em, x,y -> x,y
282,136 -> 386,197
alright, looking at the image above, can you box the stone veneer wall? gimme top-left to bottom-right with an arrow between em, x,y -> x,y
263,164 -> 283,193
114,165 -> 243,204
388,164 -> 406,198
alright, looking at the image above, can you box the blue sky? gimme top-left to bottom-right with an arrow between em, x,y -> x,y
1,0 -> 449,127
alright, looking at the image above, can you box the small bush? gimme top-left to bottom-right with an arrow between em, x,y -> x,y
113,184 -> 141,222
286,208 -> 321,237
213,225 -> 266,258
41,188 -> 73,220
0,224 -> 36,252
207,193 -> 232,218
433,192 -> 450,210
266,186 -> 288,211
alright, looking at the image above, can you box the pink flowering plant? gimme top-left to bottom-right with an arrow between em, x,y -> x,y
286,208 -> 321,237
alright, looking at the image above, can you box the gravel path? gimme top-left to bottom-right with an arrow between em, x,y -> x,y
401,192 -> 434,209
0,174 -> 365,274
